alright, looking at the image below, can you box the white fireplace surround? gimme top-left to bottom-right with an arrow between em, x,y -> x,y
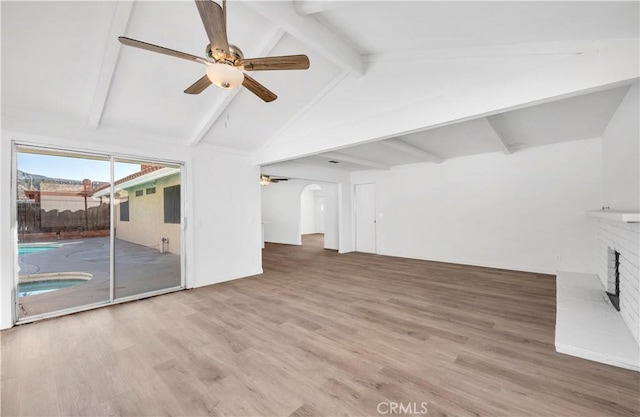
555,212 -> 640,371
597,218 -> 640,344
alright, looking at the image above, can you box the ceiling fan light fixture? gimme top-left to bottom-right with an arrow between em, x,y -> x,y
260,175 -> 271,186
206,63 -> 244,89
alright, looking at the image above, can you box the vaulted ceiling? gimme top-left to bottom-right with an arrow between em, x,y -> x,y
273,85 -> 632,171
2,1 -> 638,172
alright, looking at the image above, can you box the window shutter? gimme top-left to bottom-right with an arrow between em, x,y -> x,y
164,185 -> 180,224
120,200 -> 129,222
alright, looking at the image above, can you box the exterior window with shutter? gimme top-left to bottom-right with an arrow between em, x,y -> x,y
164,185 -> 180,224
120,200 -> 129,222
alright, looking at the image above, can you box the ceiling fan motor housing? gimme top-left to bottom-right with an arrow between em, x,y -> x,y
207,43 -> 244,67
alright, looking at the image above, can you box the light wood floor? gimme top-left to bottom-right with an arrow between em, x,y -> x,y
2,236 -> 639,416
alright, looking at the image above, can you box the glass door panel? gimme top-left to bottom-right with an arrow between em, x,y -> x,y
113,159 -> 182,299
16,147 -> 111,318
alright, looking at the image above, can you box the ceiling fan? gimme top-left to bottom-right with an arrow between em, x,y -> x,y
260,175 -> 288,185
118,0 -> 310,102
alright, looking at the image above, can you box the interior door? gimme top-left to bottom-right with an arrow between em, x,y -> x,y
354,183 -> 376,253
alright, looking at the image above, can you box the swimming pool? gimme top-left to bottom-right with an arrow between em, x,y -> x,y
18,279 -> 87,297
18,244 -> 61,255
18,272 -> 92,297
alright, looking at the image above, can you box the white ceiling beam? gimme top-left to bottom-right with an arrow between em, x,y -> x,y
188,27 -> 285,147
261,161 -> 350,184
87,1 -> 135,129
242,1 -> 363,77
256,38 -> 638,165
381,139 -> 442,163
317,152 -> 390,170
294,1 -> 346,16
481,117 -> 511,154
363,39 -> 590,64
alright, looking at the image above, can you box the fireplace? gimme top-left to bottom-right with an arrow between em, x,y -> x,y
555,212 -> 640,370
605,247 -> 621,311
596,217 -> 640,345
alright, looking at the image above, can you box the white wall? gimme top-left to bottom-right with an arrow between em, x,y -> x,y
597,82 -> 640,343
315,193 -> 325,233
0,132 -> 262,329
602,82 -> 639,211
322,187 -> 338,250
261,161 -> 353,253
261,180 -> 339,250
300,185 -> 321,235
261,180 -> 304,246
115,174 -> 182,255
351,138 -> 603,274
190,149 -> 262,288
0,134 -> 9,329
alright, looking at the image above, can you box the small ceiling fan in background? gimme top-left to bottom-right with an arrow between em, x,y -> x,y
118,0 -> 310,102
260,175 -> 288,185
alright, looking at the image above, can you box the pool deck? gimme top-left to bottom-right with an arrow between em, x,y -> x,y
17,237 -> 181,318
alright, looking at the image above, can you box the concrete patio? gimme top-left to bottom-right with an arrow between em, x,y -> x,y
17,236 -> 181,318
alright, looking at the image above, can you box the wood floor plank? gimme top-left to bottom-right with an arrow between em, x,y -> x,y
19,369 -> 60,417
1,377 -> 21,416
1,234 -> 638,416
152,357 -> 222,416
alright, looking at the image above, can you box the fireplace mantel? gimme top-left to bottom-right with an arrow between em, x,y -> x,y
587,210 -> 640,223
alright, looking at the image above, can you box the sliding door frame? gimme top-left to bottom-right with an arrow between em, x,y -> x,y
11,142 -> 187,325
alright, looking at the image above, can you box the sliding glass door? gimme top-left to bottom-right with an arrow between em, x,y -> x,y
15,148 -> 112,319
13,145 -> 184,322
112,158 -> 182,299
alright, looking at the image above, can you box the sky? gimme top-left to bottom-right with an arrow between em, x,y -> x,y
17,153 -> 145,183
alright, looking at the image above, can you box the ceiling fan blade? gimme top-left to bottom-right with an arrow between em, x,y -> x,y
119,37 -> 208,64
184,75 -> 212,94
240,55 -> 310,71
195,0 -> 229,56
242,74 -> 277,102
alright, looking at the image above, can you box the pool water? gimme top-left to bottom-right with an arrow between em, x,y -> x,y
18,279 -> 86,297
18,245 -> 59,255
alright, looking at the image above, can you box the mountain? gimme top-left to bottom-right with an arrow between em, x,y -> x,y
17,170 -> 82,184
17,170 -> 82,200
